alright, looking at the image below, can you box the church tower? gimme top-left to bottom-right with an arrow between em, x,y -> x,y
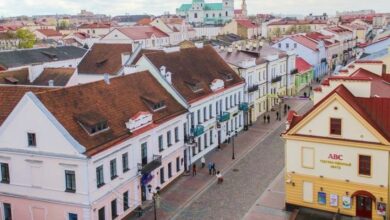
241,0 -> 248,17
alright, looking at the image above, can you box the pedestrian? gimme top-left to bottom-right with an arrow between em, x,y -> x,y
208,162 -> 212,175
216,171 -> 223,184
212,162 -> 216,175
192,163 -> 197,176
267,115 -> 270,123
276,111 -> 279,121
201,156 -> 205,168
263,114 -> 266,124
287,105 -> 291,111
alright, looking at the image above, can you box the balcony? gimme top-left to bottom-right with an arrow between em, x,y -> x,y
191,125 -> 205,137
239,102 -> 249,111
247,84 -> 259,93
271,76 -> 282,83
217,112 -> 230,122
137,155 -> 162,175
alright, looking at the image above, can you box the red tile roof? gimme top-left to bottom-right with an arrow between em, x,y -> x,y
290,35 -> 318,51
287,84 -> 390,142
268,19 -> 327,26
143,45 -> 244,103
0,86 -> 54,125
77,43 -> 132,75
36,71 -> 187,156
115,26 -> 169,40
355,60 -> 383,64
296,57 -> 312,73
36,29 -> 62,37
236,19 -> 257,29
350,68 -> 390,97
78,23 -> 111,29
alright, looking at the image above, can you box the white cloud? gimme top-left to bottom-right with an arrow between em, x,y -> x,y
0,0 -> 388,17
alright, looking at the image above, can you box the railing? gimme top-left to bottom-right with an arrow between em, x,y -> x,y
247,84 -> 259,93
271,76 -> 282,83
191,125 -> 205,137
217,112 -> 230,122
239,102 -> 249,112
137,155 -> 162,175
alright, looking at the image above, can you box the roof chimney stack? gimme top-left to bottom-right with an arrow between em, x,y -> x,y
48,80 -> 54,87
104,73 -> 110,84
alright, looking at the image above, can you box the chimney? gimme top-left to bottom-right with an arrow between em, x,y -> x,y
160,66 -> 166,76
103,73 -> 110,84
121,52 -> 131,66
48,80 -> 54,87
227,47 -> 233,53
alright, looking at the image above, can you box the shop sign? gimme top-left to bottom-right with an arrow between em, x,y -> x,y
342,196 -> 351,209
377,202 -> 386,216
320,153 -> 351,169
330,194 -> 338,207
141,173 -> 154,186
318,192 -> 326,205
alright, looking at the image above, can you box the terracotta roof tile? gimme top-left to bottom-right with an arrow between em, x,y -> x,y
115,26 -> 169,40
0,86 -> 54,125
350,68 -> 390,97
144,45 -> 244,102
35,71 -> 187,156
36,29 -> 62,37
0,68 -> 29,85
77,43 -> 132,75
32,68 -> 75,86
296,57 -> 312,73
236,19 -> 257,29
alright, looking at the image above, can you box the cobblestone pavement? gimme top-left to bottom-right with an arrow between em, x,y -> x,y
125,98 -> 312,220
172,100 -> 313,220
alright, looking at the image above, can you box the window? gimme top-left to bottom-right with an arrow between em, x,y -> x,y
111,199 -> 118,219
176,157 -> 180,172
174,127 -> 179,143
278,43 -> 281,48
330,118 -> 342,135
197,109 -> 201,124
209,104 -> 213,119
198,137 -> 202,152
160,167 -> 165,184
98,207 -> 105,220
141,142 -> 148,165
286,43 -> 289,48
167,131 -> 172,147
110,159 -> 117,180
225,97 -> 229,110
294,43 -> 297,48
27,132 -> 36,147
68,213 -> 78,220
359,155 -> 371,176
0,163 -> 10,183
96,165 -> 104,188
194,13 -> 198,18
234,94 -> 237,105
122,153 -> 129,172
190,112 -> 194,128
230,95 -> 233,108
158,135 -> 164,152
168,162 -> 172,178
216,102 -> 219,115
225,11 -> 228,17
65,170 -> 76,192
3,203 -> 12,220
123,191 -> 129,211
204,133 -> 208,148
210,130 -> 213,145
203,107 -> 207,121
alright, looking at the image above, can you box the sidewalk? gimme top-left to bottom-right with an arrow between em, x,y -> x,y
124,98 -> 311,220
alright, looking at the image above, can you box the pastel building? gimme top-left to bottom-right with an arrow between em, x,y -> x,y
283,61 -> 390,219
136,44 -> 245,169
0,71 -> 187,220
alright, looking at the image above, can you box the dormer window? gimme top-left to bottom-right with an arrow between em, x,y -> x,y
185,80 -> 203,93
219,72 -> 233,82
76,112 -> 109,135
141,96 -> 166,112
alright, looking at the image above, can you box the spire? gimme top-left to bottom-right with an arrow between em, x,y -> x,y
241,0 -> 248,17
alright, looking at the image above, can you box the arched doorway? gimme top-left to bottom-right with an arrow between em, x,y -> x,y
351,190 -> 376,219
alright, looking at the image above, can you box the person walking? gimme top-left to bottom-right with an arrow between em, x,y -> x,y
208,162 -> 212,175
216,171 -> 223,184
201,156 -> 205,168
212,162 -> 216,175
192,164 -> 197,176
267,115 -> 270,123
276,111 -> 279,121
263,114 -> 266,124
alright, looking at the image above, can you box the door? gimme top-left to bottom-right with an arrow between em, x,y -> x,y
141,143 -> 147,166
356,196 -> 372,218
141,185 -> 147,202
184,149 -> 188,172
218,130 -> 221,147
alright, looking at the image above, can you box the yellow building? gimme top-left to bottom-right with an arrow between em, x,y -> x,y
283,80 -> 390,219
267,19 -> 328,39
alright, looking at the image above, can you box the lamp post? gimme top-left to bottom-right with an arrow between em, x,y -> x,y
229,131 -> 238,160
152,188 -> 161,220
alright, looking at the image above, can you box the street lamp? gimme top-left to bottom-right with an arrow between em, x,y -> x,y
153,188 -> 161,220
228,131 -> 238,160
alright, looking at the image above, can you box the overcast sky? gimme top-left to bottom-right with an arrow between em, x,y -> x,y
0,0 -> 389,17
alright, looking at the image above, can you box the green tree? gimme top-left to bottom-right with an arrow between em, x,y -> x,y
272,27 -> 281,38
286,25 -> 297,34
16,29 -> 36,49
